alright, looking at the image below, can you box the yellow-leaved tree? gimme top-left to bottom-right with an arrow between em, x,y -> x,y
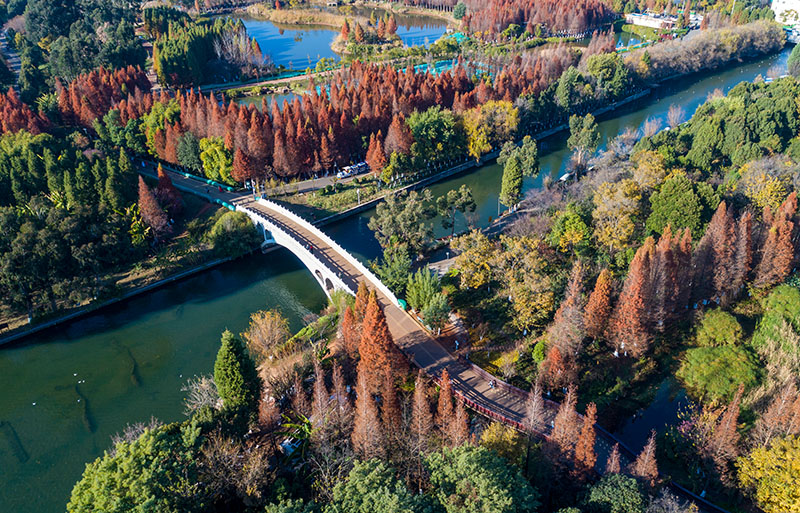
737,436 -> 800,513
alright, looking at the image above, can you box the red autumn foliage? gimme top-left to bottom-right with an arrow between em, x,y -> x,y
110,51 -> 577,183
155,164 -> 182,217
357,292 -> 406,393
57,66 -> 151,128
573,402 -> 598,480
608,237 -> 654,357
352,366 -> 386,460
138,176 -> 170,241
0,88 -> 48,134
754,192 -> 797,289
584,268 -> 613,340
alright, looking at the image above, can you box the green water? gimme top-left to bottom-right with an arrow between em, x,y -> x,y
0,46 -> 791,513
0,251 -> 327,513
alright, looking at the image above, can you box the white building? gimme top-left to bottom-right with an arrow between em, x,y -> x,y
773,0 -> 800,26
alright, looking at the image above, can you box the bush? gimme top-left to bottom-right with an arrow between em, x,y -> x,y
426,445 -> 540,513
328,460 -> 429,513
208,210 -> 261,257
677,346 -> 760,404
695,309 -> 743,347
584,474 -> 645,513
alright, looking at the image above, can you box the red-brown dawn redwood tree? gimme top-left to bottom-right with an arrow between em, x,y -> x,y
550,385 -> 580,461
751,383 -> 800,447
732,211 -> 753,295
606,443 -> 621,474
380,367 -> 402,448
707,384 -> 742,483
366,131 -> 387,175
383,114 -> 413,156
138,176 -> 170,242
436,368 -> 454,432
754,192 -> 797,289
410,370 -> 434,488
585,268 -> 613,340
292,372 -> 310,418
608,237 -> 654,357
155,164 -> 182,217
352,367 -> 386,460
312,360 -> 329,425
449,399 -> 470,448
630,430 -> 658,487
358,293 -> 405,392
339,306 -> 360,358
574,402 -> 597,480
353,281 -> 369,321
548,260 -> 586,363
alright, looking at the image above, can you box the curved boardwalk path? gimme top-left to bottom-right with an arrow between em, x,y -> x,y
152,164 -> 729,513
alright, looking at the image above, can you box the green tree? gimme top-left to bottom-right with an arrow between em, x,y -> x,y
406,269 -> 441,311
208,210 -> 261,257
421,292 -> 449,332
556,67 -> 587,112
567,114 -> 600,156
453,2 -> 467,19
67,422 -> 205,513
199,137 -> 234,184
266,499 -> 314,513
374,243 -> 412,296
586,53 -> 629,99
426,445 -> 540,513
368,189 -> 434,252
737,436 -> 800,513
177,132 -> 203,170
584,474 -> 645,513
645,173 -> 703,236
407,106 -> 467,164
547,206 -> 591,254
789,43 -> 800,77
214,330 -> 261,414
326,460 -> 431,513
436,185 -> 476,236
499,155 -> 523,208
677,346 -> 760,405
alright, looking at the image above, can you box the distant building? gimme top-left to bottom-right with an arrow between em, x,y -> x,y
773,0 -> 800,26
625,13 -> 675,30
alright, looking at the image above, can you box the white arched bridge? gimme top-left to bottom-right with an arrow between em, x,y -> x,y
147,163 -> 730,513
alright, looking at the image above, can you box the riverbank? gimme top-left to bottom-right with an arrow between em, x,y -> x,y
0,255 -> 234,347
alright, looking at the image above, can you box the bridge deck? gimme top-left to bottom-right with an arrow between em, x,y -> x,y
239,197 -> 531,424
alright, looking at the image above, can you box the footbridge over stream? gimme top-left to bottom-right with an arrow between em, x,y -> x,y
149,163 -> 730,513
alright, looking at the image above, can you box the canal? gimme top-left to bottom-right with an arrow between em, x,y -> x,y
0,46 -> 790,513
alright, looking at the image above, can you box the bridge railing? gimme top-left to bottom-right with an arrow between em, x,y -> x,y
239,206 -> 355,296
257,198 -> 401,307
